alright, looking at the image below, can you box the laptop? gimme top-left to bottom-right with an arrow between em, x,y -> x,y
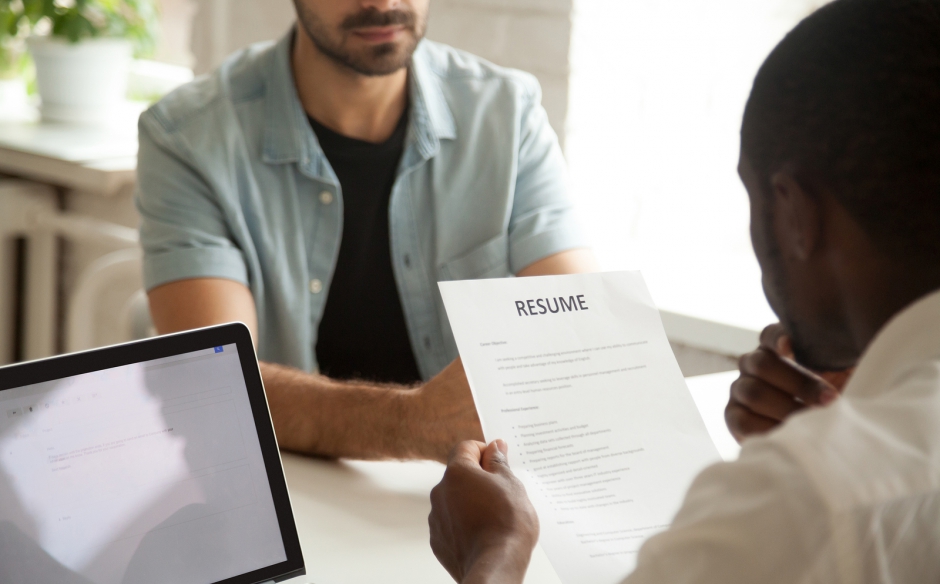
0,323 -> 306,584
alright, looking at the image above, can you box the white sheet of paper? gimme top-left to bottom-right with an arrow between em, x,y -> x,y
439,271 -> 721,584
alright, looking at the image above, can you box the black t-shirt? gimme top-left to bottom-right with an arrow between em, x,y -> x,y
309,112 -> 422,384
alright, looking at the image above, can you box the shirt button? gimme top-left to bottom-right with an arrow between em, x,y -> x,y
404,254 -> 411,268
319,190 -> 334,205
309,279 -> 323,294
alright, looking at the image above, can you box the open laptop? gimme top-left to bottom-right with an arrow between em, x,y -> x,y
0,323 -> 306,584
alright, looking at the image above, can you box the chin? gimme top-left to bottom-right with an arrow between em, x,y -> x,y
788,324 -> 860,372
344,41 -> 416,76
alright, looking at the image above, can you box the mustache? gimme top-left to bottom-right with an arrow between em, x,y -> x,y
342,7 -> 416,30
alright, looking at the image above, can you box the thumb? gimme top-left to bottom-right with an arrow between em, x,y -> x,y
481,439 -> 512,475
759,324 -> 795,359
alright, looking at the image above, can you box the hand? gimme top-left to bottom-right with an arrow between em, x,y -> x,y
410,359 -> 485,462
725,324 -> 852,443
429,440 -> 540,584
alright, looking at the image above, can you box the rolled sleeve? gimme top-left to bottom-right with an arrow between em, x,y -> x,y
509,205 -> 591,274
507,82 -> 589,274
142,246 -> 248,292
135,112 -> 249,291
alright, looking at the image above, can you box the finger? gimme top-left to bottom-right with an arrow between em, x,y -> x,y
758,325 -> 853,387
759,324 -> 789,353
447,440 -> 488,467
759,323 -> 796,359
730,376 -> 804,422
481,440 -> 513,476
820,368 -> 854,391
725,401 -> 779,443
739,349 -> 838,405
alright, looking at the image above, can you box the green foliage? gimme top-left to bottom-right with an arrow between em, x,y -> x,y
0,44 -> 27,78
0,0 -> 159,58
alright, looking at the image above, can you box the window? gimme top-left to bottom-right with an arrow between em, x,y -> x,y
567,0 -> 828,333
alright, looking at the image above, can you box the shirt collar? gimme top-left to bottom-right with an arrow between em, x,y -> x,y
408,41 -> 458,154
261,31 -> 456,169
843,287 -> 940,398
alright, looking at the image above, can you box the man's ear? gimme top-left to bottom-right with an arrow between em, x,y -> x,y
769,171 -> 822,261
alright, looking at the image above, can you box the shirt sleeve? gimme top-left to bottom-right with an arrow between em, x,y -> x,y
507,79 -> 589,274
623,440 -> 836,584
135,111 -> 249,291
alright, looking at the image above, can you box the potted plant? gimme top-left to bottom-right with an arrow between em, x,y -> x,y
1,0 -> 158,123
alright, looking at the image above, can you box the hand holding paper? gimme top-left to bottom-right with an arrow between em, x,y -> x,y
437,271 -> 720,584
429,439 -> 540,584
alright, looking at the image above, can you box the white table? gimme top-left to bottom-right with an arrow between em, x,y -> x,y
282,456 -> 562,584
280,371 -> 740,584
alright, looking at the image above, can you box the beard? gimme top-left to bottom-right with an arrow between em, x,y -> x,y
293,3 -> 426,76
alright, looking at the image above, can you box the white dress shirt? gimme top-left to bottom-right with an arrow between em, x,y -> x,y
626,289 -> 940,583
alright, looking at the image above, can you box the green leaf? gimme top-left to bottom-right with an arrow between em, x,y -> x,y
40,0 -> 57,20
0,0 -> 158,52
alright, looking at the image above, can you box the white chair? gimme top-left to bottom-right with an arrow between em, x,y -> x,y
0,178 -> 148,360
65,248 -> 154,353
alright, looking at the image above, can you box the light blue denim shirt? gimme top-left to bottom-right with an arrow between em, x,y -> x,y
136,32 -> 587,380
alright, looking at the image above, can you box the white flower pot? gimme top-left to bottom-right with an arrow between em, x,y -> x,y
27,36 -> 133,124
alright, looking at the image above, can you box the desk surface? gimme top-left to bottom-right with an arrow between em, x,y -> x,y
281,371 -> 740,584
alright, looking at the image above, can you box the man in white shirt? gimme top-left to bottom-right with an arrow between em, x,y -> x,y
426,0 -> 940,582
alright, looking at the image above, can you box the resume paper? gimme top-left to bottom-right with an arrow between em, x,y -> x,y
439,271 -> 720,584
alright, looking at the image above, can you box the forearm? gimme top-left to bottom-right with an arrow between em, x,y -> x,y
261,361 -> 428,460
516,248 -> 600,277
461,543 -> 532,584
148,279 -> 481,461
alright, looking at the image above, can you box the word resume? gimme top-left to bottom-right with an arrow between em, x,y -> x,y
439,272 -> 720,584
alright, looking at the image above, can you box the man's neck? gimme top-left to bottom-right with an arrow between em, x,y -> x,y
843,261 -> 940,357
828,202 -> 940,356
291,28 -> 409,144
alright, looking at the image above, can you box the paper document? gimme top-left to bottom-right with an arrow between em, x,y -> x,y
439,271 -> 720,584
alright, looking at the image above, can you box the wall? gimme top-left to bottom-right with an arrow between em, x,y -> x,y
189,0 -> 296,74
425,0 -> 572,143
187,0 -> 572,141
155,0 -> 198,67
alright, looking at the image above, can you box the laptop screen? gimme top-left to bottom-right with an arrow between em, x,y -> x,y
0,340 -> 292,584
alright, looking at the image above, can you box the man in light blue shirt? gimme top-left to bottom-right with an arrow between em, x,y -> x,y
139,0 -> 596,461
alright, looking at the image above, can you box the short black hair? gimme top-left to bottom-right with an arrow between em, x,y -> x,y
742,0 -> 940,261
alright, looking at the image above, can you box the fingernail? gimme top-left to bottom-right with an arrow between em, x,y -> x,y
820,388 -> 838,405
494,439 -> 508,456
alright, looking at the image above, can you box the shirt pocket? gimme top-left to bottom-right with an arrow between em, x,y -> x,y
438,234 -> 511,281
